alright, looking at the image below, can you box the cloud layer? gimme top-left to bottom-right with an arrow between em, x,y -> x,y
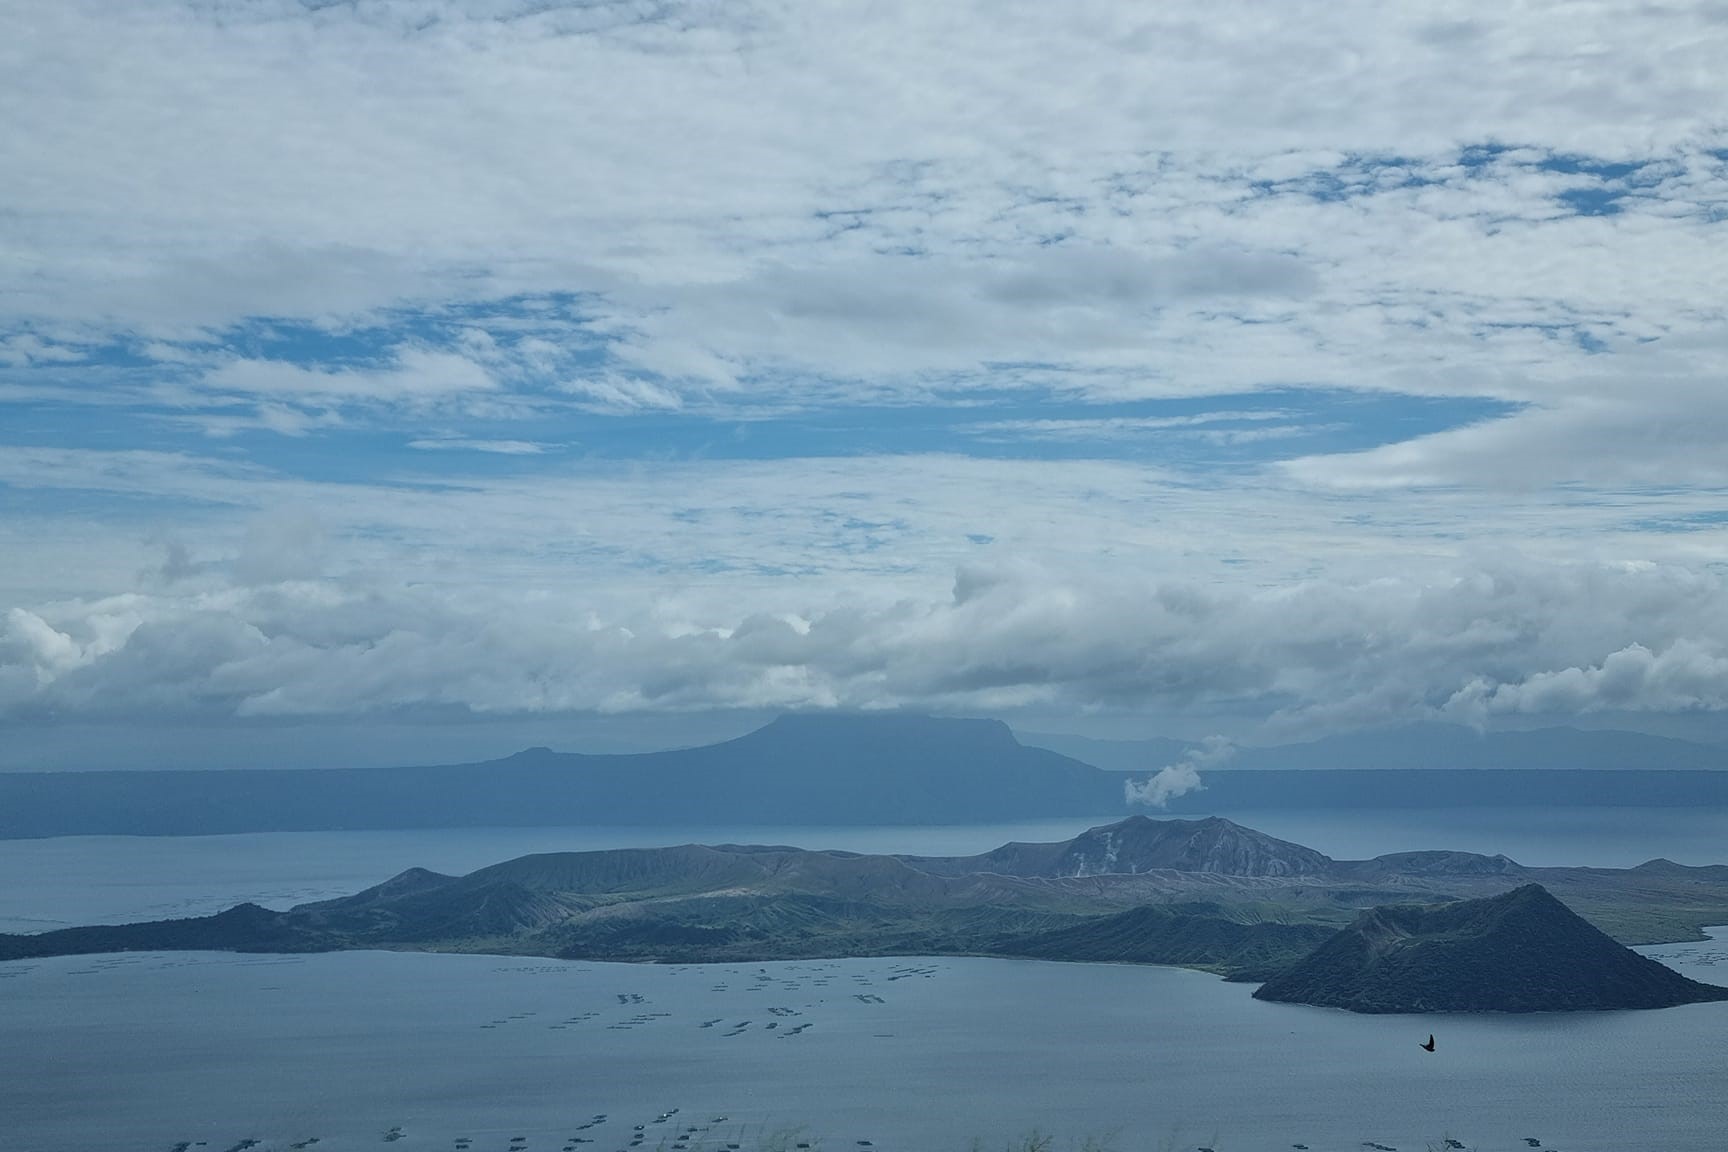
6,498 -> 1728,737
5,2 -> 1728,746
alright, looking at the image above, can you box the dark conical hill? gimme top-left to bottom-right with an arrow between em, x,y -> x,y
1254,883 -> 1728,1013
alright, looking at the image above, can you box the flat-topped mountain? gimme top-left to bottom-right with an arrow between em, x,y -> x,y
9,713 -> 1728,840
1253,884 -> 1728,1013
0,713 -> 1124,837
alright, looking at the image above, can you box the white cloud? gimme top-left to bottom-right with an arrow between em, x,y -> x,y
968,411 -> 1300,442
554,372 -> 686,412
4,443 -> 1728,732
1446,640 -> 1728,719
407,438 -> 551,455
1283,337 -> 1728,490
202,349 -> 497,404
7,550 -> 1728,730
5,2 -> 1727,401
7,1 -> 1728,742
0,334 -> 85,367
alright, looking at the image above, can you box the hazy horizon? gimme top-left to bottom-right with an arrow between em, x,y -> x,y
2,707 -> 1728,773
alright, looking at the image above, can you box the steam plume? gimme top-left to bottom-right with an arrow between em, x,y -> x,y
1123,735 -> 1234,808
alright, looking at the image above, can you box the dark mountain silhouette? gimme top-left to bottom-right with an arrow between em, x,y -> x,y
6,714 -> 1728,839
0,818 -> 1316,968
1253,884 -> 1728,1013
0,713 -> 1125,837
0,902 -> 332,959
8,817 -> 1728,1008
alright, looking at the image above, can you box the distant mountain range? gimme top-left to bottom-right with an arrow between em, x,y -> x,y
7,815 -> 1727,1013
3,713 -> 1728,839
0,714 -> 1119,837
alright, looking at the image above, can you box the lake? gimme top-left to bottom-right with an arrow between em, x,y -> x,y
3,943 -> 1726,1152
3,810 -> 1727,1152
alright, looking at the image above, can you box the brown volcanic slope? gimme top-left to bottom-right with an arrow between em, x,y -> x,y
1254,883 -> 1728,1013
906,815 -> 1332,878
6,818 -> 1728,986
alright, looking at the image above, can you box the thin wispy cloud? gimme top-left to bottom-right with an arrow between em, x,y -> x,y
965,411 -> 1301,442
406,438 -> 553,456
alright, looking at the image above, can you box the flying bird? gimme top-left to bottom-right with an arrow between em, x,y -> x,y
1419,1034 -> 1436,1052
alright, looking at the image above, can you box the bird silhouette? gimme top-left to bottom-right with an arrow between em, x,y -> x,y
1419,1034 -> 1436,1052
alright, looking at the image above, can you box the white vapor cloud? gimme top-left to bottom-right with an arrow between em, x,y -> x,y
1124,736 -> 1233,808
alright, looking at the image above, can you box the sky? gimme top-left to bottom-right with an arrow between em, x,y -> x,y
5,1 -> 1728,768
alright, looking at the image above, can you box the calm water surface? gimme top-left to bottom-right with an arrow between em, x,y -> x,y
3,812 -> 1727,1151
2,944 -> 1725,1152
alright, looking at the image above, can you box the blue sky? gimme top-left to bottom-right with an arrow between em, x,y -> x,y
5,1 -> 1728,766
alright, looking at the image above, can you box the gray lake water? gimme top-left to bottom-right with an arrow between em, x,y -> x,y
3,810 -> 1728,1152
3,944 -> 1726,1152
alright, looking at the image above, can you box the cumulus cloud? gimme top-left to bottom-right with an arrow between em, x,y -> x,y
1445,640 -> 1728,720
6,444 -> 1728,730
8,533 -> 1728,736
